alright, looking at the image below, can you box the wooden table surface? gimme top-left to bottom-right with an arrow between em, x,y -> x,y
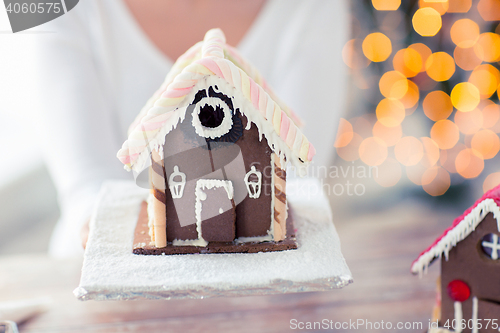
0,203 -> 454,333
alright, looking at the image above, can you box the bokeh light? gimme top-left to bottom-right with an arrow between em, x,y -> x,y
471,129 -> 500,159
413,7 -> 442,36
422,166 -> 451,196
359,137 -> 388,166
455,148 -> 484,179
440,143 -> 467,174
468,68 -> 498,99
379,71 -> 408,99
342,39 -> 371,69
481,103 -> 500,132
362,32 -> 392,62
431,119 -> 460,149
483,172 -> 500,193
454,45 -> 483,71
474,33 -> 500,62
400,80 -> 420,110
408,43 -> 432,72
447,0 -> 472,13
425,52 -> 455,82
420,137 -> 440,167
336,132 -> 363,161
340,0 -> 500,196
478,0 -> 500,21
394,136 -> 424,166
450,19 -> 479,48
334,118 -> 354,148
376,98 -> 406,127
372,0 -> 401,11
372,121 -> 402,146
393,48 -> 423,77
419,0 -> 449,15
423,90 -> 453,121
451,82 -> 480,112
454,108 -> 483,134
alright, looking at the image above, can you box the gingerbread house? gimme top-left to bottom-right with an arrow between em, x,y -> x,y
411,185 -> 500,332
117,29 -> 315,255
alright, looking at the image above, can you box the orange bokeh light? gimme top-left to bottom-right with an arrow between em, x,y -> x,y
474,33 -> 500,62
440,143 -> 466,173
393,48 -> 423,77
342,39 -> 371,69
400,80 -> 420,109
431,119 -> 460,149
455,108 -> 483,134
374,157 -> 402,187
451,82 -> 480,112
407,163 -> 429,186
447,0 -> 472,13
372,0 -> 401,10
334,118 -> 354,148
468,68 -> 499,99
362,33 -> 392,62
471,129 -> 500,159
450,19 -> 479,48
379,71 -> 408,99
359,137 -> 388,166
336,132 -> 363,161
478,0 -> 500,21
482,103 -> 500,132
395,136 -> 424,166
454,45 -> 483,71
422,166 -> 451,196
372,121 -> 402,146
376,98 -> 406,127
420,137 -> 440,167
425,52 -> 455,82
483,172 -> 500,193
413,7 -> 443,36
419,0 -> 449,14
408,43 -> 432,72
423,90 -> 453,121
455,148 -> 484,179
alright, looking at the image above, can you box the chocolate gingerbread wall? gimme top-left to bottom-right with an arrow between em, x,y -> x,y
440,213 -> 500,331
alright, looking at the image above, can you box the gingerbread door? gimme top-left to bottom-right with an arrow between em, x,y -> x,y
196,179 -> 236,242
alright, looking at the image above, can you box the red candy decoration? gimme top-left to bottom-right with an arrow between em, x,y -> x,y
447,280 -> 470,302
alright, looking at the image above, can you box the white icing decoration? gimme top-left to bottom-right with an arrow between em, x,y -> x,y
411,198 -> 500,277
454,301 -> 463,333
127,75 -> 310,177
472,296 -> 478,333
482,233 -> 500,259
244,166 -> 262,199
269,154 -> 276,241
174,179 -> 234,247
219,208 -> 223,214
191,96 -> 233,139
169,166 -> 186,199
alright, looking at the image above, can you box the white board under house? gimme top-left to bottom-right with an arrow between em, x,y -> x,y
74,178 -> 352,300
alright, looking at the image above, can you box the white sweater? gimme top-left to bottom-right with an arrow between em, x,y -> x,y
31,0 -> 348,257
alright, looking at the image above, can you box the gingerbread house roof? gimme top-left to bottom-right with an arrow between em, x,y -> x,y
117,28 -> 315,175
411,185 -> 500,276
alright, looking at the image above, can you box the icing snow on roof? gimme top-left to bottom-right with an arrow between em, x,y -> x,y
117,28 -> 314,174
411,185 -> 500,276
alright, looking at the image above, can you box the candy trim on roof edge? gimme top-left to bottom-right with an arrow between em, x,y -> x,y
117,29 -> 315,173
411,185 -> 500,277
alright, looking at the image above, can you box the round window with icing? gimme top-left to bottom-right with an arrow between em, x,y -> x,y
192,96 -> 233,139
480,233 -> 500,260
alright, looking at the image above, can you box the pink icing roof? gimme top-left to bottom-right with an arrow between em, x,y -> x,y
118,28 -> 314,171
411,184 -> 500,273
